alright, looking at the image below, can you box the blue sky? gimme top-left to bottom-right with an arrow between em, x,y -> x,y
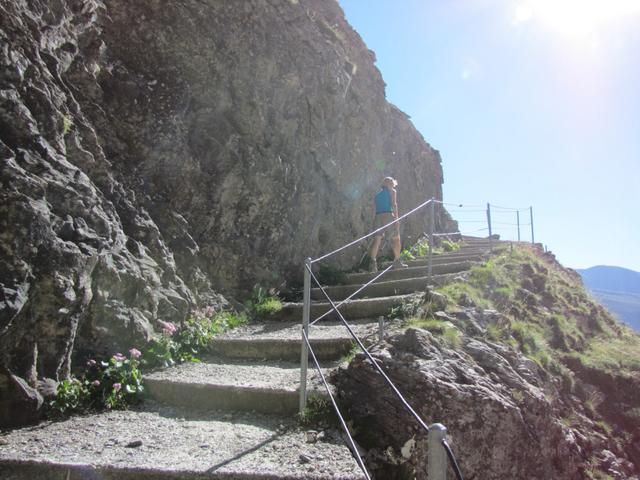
339,0 -> 640,271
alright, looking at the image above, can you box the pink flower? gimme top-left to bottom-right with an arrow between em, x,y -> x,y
92,380 -> 100,387
113,353 -> 126,362
158,320 -> 177,335
129,348 -> 142,359
87,359 -> 96,367
113,383 -> 122,392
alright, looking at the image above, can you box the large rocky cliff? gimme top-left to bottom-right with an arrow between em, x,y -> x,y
0,0 -> 453,423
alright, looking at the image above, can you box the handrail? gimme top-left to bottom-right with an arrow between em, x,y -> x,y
308,264 -> 467,479
302,330 -> 372,480
299,196 -> 534,478
442,439 -> 465,480
309,264 -> 394,326
309,232 -> 433,327
306,264 -> 431,432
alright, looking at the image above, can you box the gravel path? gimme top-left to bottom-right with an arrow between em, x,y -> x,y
0,403 -> 364,479
145,357 -> 336,391
218,319 -> 383,341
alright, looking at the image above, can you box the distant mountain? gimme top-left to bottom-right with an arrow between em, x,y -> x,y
576,266 -> 640,331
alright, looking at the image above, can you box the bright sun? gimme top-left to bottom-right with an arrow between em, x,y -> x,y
515,0 -> 640,39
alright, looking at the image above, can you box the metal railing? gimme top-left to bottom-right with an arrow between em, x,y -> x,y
298,197 -> 537,478
299,197 -> 467,480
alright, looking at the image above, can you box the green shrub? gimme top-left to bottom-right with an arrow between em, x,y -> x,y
246,286 -> 283,317
144,310 -> 248,368
493,286 -> 513,306
51,307 -> 247,417
443,328 -> 461,348
299,394 -> 336,427
50,378 -> 85,415
62,115 -> 73,135
486,323 -> 504,341
440,240 -> 460,252
50,349 -> 144,416
438,283 -> 490,309
510,321 -> 545,355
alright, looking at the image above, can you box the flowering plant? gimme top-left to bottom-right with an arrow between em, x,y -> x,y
142,309 -> 248,369
50,349 -> 144,415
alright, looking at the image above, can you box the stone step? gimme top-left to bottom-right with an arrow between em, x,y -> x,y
273,294 -> 416,323
208,320 -> 379,361
381,253 -> 484,269
0,404 -> 365,479
145,357 -> 331,415
311,273 -> 461,301
344,261 -> 473,285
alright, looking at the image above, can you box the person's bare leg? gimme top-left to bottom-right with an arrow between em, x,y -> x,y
392,235 -> 401,260
369,235 -> 382,259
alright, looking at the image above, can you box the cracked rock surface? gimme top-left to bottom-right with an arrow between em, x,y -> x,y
0,0 -> 453,425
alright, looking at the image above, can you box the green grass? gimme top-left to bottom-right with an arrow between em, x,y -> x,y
431,243 -> 639,377
298,394 -> 337,427
567,334 -> 640,374
252,296 -> 283,316
246,286 -> 283,317
62,115 -> 73,135
407,317 -> 461,348
437,282 -> 491,309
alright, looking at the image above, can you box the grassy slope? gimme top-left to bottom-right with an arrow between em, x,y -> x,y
431,243 -> 640,477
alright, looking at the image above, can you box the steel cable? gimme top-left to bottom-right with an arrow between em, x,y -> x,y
311,198 -> 434,264
302,331 -> 372,480
309,264 -> 394,326
306,264 -> 431,433
442,439 -> 465,480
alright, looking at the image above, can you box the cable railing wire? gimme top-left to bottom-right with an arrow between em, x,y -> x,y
300,196 -> 534,479
309,264 -> 394,326
302,330 -> 372,480
306,264 -> 431,433
442,439 -> 465,480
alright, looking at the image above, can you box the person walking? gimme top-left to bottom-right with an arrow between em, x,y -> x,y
368,176 -> 408,272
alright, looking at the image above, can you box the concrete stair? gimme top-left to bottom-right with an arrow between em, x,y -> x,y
274,293 -> 417,322
311,272 -> 461,301
0,236 -> 493,480
344,260 -> 473,284
0,405 -> 365,479
144,357 -> 333,415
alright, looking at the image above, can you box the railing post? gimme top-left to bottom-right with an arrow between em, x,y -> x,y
486,203 -> 493,253
516,210 -> 521,242
529,206 -> 535,244
378,315 -> 384,342
299,257 -> 312,414
428,423 -> 448,480
427,198 -> 435,282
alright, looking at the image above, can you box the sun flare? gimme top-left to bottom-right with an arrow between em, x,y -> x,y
515,0 -> 640,39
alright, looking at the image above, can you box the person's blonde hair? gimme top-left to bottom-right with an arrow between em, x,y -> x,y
383,176 -> 397,188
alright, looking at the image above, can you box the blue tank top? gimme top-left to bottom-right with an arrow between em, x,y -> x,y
374,187 -> 392,214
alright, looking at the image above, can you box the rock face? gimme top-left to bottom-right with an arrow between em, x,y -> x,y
334,327 -> 638,479
0,0 -> 452,424
95,0 -> 454,290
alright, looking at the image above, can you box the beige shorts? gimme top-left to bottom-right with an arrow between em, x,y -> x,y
374,212 -> 399,241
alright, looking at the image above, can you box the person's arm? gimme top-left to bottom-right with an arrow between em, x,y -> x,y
391,189 -> 399,230
372,200 -> 377,226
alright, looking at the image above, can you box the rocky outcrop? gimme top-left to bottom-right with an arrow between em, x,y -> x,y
93,0 -> 454,290
0,0 -> 452,425
334,327 -> 638,479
